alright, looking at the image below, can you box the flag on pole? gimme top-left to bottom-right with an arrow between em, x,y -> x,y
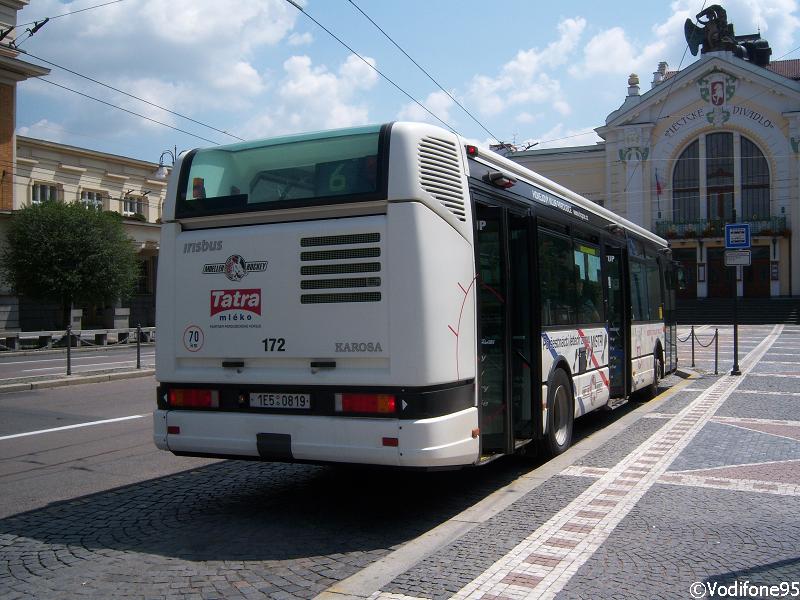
655,169 -> 663,220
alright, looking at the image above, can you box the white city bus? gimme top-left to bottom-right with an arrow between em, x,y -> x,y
153,121 -> 677,468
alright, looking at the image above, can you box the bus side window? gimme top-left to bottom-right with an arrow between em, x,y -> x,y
539,229 -> 575,326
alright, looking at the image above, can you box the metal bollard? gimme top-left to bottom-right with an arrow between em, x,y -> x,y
691,325 -> 695,368
714,328 -> 719,375
66,325 -> 72,376
136,324 -> 141,369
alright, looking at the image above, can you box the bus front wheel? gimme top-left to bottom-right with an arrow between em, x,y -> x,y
544,369 -> 574,456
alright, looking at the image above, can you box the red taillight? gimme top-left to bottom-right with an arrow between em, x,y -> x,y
466,144 -> 478,156
382,437 -> 399,447
168,388 -> 219,408
167,426 -> 180,435
335,393 -> 396,414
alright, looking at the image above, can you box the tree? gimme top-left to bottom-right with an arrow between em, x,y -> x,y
0,202 -> 140,328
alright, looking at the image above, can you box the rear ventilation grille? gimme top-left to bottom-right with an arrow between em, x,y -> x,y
418,136 -> 466,222
301,293 -> 381,304
301,233 -> 380,247
300,233 -> 382,304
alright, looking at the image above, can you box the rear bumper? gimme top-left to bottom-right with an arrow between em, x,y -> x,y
153,407 -> 479,467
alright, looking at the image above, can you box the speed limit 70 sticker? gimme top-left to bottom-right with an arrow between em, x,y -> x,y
183,325 -> 204,352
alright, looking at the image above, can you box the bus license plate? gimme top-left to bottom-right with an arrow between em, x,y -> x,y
249,393 -> 311,410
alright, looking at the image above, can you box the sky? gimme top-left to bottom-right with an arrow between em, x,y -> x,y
14,0 -> 800,164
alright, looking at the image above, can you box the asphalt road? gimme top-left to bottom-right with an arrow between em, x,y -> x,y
0,346 -> 155,380
0,376 -> 213,519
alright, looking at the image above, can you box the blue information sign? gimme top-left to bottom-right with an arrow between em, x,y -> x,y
725,224 -> 751,249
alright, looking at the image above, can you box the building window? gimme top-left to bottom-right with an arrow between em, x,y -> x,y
706,132 -> 734,221
741,137 -> 770,220
122,195 -> 143,216
80,190 -> 104,210
671,133 -> 770,223
672,140 -> 699,222
31,183 -> 58,204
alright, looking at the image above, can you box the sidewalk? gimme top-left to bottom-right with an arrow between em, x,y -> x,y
0,343 -> 155,393
322,324 -> 800,599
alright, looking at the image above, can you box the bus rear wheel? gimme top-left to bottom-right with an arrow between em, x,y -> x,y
544,369 -> 574,456
646,354 -> 662,399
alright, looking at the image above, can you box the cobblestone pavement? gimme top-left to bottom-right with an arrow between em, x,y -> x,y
371,325 -> 800,599
0,458 -> 538,599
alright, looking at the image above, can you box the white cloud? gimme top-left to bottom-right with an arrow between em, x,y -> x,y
535,123 -> 602,149
570,0 -> 800,79
288,32 -> 313,46
16,119 -> 67,142
467,17 -> 586,117
569,25 -> 671,78
18,0 -> 299,132
397,90 -> 455,125
515,112 -> 539,124
243,53 -> 380,138
211,62 -> 267,97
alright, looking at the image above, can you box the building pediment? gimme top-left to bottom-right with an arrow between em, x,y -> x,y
600,52 -> 800,135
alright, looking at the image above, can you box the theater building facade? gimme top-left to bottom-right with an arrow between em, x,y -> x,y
511,50 -> 800,299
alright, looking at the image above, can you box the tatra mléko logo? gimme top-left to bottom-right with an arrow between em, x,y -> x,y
203,255 -> 268,281
210,289 -> 261,317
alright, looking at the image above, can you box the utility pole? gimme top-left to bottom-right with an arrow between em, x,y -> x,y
731,208 -> 741,376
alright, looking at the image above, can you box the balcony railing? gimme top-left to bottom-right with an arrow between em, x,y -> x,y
655,216 -> 787,239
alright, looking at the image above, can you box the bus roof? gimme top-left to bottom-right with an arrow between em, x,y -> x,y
465,142 -> 667,248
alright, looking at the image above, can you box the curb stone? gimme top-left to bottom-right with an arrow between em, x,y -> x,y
0,369 -> 155,394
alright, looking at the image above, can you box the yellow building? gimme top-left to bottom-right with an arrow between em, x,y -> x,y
511,51 -> 800,301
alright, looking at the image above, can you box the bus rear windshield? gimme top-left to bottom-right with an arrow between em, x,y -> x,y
175,125 -> 386,218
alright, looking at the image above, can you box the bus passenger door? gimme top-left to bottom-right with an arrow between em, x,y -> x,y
475,204 -> 510,455
509,214 -> 533,442
605,245 -> 629,398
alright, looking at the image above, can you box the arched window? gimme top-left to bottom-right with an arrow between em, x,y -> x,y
672,140 -> 699,222
670,133 -> 770,223
741,137 -> 770,220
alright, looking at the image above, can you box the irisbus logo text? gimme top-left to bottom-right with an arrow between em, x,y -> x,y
210,289 -> 261,317
184,240 -> 223,253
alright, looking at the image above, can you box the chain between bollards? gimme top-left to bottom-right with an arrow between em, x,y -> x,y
136,324 -> 142,369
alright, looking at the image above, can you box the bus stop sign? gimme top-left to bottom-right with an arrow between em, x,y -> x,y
725,223 -> 751,249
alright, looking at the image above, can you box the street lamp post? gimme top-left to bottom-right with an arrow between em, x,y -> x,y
153,146 -> 178,181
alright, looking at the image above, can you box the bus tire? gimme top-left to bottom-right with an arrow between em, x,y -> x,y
544,368 -> 574,456
646,354 -> 662,399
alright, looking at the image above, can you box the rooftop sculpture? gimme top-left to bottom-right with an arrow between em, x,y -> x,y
684,4 -> 771,66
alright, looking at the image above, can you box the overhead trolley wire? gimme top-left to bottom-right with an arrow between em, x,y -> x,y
17,0 -> 127,28
284,0 -> 459,135
37,78 -> 223,146
17,48 -> 244,142
345,0 -> 499,142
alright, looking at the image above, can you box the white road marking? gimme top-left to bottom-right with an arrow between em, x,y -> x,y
0,414 -> 149,441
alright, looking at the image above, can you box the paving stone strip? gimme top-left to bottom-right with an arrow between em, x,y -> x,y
562,462 -> 800,497
371,325 -> 783,600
